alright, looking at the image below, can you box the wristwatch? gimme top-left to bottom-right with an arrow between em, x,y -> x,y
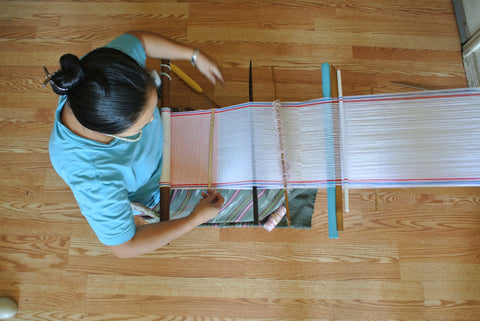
191,48 -> 200,66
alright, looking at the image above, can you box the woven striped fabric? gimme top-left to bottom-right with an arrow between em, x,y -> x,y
166,189 -> 285,227
147,188 -> 317,228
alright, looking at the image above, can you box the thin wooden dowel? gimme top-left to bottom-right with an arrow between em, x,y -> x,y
208,108 -> 215,189
271,66 -> 278,100
337,69 -> 349,214
159,59 -> 171,222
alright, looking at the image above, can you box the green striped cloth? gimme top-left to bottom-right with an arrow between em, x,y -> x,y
157,189 -> 316,228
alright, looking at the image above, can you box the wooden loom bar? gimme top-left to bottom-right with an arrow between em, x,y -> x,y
159,59 -> 171,222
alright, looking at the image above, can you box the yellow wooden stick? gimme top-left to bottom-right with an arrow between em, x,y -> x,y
170,63 -> 202,93
170,63 -> 220,108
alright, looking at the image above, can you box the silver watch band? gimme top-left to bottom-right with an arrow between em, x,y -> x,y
191,48 -> 199,66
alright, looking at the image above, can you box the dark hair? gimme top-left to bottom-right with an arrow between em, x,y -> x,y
50,47 -> 154,134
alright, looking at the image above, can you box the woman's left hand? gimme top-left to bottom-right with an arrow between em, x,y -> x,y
189,190 -> 224,224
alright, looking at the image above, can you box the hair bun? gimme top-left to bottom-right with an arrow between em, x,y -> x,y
50,54 -> 85,95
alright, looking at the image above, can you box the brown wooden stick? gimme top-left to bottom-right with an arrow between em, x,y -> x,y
159,59 -> 171,222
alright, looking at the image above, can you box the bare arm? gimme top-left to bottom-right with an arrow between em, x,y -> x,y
108,190 -> 224,258
127,31 -> 224,85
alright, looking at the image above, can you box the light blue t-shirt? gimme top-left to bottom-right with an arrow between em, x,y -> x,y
49,34 -> 163,246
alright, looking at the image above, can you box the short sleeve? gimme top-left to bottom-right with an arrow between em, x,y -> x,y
71,178 -> 136,246
105,33 -> 147,67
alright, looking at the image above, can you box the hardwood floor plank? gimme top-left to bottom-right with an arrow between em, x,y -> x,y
2,1 -> 189,17
318,10 -> 458,38
242,261 -> 401,281
0,26 -> 37,40
352,46 -> 462,64
425,300 -> 480,321
267,298 -> 427,320
85,295 -> 271,319
189,26 -> 460,51
0,232 -> 70,273
0,137 -> 49,154
362,210 -> 480,232
87,276 -> 424,301
375,187 -> 480,212
166,239 -> 397,263
0,187 -> 81,220
0,271 -> 87,313
399,236 -> 480,264
423,281 -> 480,301
400,263 -> 480,282
189,2 -> 333,31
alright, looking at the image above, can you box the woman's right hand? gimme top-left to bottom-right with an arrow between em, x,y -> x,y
190,190 -> 224,224
195,51 -> 225,86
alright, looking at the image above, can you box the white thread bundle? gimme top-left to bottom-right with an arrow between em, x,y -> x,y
216,105 -> 284,188
164,88 -> 480,189
263,205 -> 287,231
342,89 -> 480,187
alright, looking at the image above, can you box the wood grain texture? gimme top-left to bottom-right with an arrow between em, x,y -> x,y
1,0 -> 479,320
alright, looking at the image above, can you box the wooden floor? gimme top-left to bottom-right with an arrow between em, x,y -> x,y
1,0 -> 479,320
